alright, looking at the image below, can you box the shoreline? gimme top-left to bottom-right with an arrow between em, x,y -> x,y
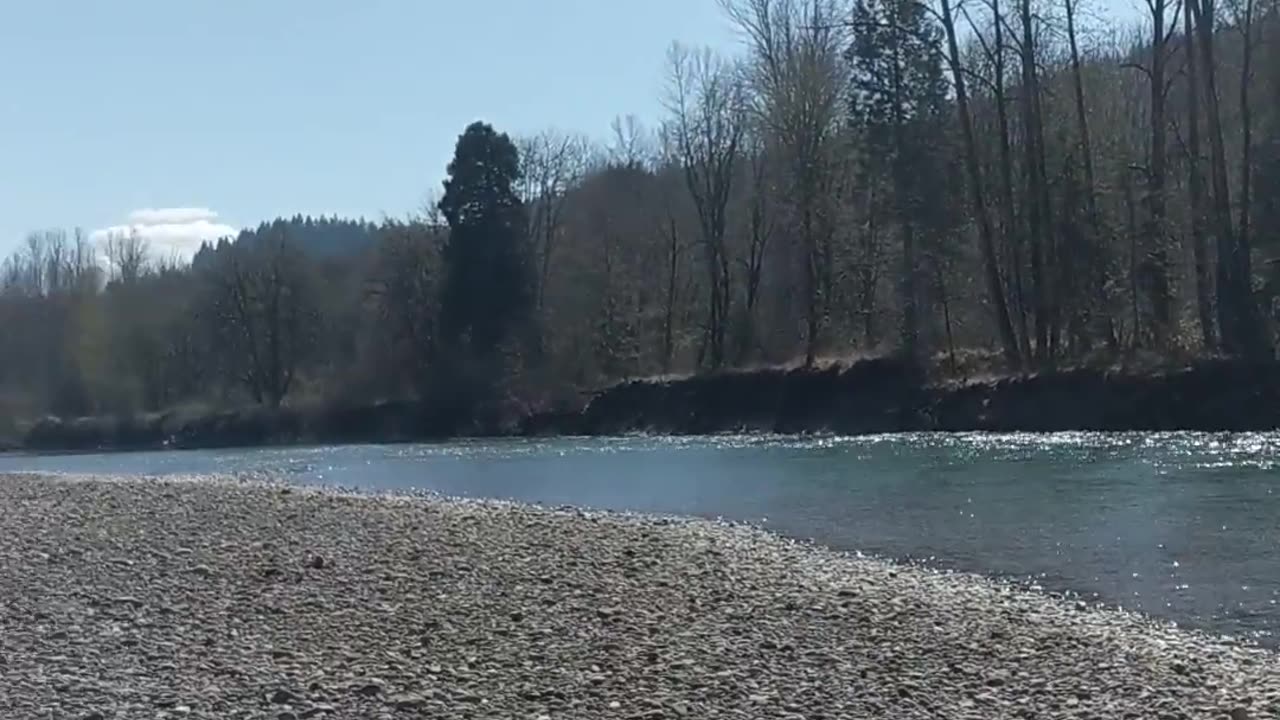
2,473 -> 1277,719
13,357 -> 1280,453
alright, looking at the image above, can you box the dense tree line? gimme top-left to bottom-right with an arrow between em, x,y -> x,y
2,0 -> 1279,426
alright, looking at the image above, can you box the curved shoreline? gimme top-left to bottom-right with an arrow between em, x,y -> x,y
1,473 -> 1277,719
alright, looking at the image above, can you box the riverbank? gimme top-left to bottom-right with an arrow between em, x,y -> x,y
14,356 -> 1280,453
17,400 -> 467,453
1,473 -> 1276,719
567,356 -> 1280,435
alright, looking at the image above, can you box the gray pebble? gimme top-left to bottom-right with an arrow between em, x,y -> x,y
0,472 -> 1276,720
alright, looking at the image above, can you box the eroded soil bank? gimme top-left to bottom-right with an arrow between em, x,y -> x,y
13,357 -> 1280,452
565,357 -> 1280,435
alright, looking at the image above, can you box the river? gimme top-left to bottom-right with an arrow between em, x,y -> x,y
2,431 -> 1277,646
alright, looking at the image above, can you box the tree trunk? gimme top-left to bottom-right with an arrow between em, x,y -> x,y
538,205 -> 555,311
857,184 -> 881,347
1193,0 -> 1266,356
1183,0 -> 1216,349
662,215 -> 679,374
704,248 -> 723,369
937,262 -> 957,374
803,200 -> 820,367
1144,0 -> 1173,348
889,24 -> 918,358
739,168 -> 770,363
991,0 -> 1031,362
1065,0 -> 1109,348
940,0 -> 1022,369
1124,170 -> 1141,346
1018,0 -> 1051,363
1236,0 -> 1264,355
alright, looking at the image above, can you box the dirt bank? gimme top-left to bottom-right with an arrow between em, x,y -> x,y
563,358 -> 1280,435
13,358 -> 1280,453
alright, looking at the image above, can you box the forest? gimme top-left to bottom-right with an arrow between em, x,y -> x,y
2,0 -> 1278,437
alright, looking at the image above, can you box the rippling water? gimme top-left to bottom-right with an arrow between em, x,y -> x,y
3,432 -> 1278,645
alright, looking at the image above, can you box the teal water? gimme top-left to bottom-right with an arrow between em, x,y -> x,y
2,432 -> 1278,645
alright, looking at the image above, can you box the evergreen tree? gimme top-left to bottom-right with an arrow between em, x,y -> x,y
437,121 -> 533,360
847,0 -> 951,357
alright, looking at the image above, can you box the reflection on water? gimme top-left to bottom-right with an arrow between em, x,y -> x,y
3,432 -> 1278,645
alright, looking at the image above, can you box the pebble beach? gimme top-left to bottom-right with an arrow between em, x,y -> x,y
1,473 -> 1277,719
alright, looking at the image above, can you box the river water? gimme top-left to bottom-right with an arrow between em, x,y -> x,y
2,432 -> 1278,646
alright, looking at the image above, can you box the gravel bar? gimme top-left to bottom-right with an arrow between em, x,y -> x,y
2,473 -> 1278,720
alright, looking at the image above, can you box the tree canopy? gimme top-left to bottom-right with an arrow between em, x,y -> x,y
2,1 -> 1279,432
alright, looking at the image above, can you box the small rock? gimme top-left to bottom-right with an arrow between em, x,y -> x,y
278,713 -> 298,720
354,683 -> 383,697
306,556 -> 326,570
1230,709 -> 1250,720
271,689 -> 301,704
82,714 -> 105,720
299,705 -> 335,718
509,610 -> 524,622
389,693 -> 427,710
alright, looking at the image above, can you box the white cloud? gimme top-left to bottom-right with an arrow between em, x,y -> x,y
91,207 -> 239,261
125,207 -> 223,226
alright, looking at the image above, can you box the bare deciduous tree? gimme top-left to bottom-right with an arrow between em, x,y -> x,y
1124,0 -> 1180,347
1063,0 -> 1114,349
722,0 -> 848,366
666,42 -> 747,368
941,0 -> 1023,367
202,227 -> 318,406
1190,0 -> 1267,356
1014,0 -> 1055,361
366,220 -> 442,397
518,129 -> 591,311
103,229 -> 150,286
737,128 -> 778,361
1182,0 -> 1216,348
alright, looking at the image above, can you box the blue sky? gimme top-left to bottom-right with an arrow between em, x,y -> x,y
0,0 -> 738,258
